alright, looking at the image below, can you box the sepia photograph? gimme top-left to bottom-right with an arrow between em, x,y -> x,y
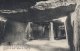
0,0 -> 79,51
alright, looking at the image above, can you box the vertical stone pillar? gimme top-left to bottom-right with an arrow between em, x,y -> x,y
58,26 -> 61,38
49,22 -> 55,41
64,20 -> 68,40
67,14 -> 74,51
74,5 -> 80,51
25,22 -> 32,40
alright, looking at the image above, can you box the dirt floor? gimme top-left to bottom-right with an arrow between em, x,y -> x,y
0,39 -> 69,51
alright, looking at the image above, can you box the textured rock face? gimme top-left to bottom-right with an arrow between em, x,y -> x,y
31,0 -> 75,10
73,5 -> 80,51
4,20 -> 27,44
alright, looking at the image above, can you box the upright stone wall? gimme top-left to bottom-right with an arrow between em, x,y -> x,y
4,20 -> 27,44
73,5 -> 80,51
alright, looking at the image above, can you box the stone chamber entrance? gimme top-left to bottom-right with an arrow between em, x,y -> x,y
29,22 -> 50,40
28,21 -> 66,40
